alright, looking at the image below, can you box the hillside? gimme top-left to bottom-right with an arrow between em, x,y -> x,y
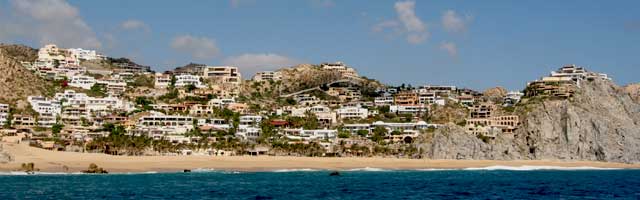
0,45 -> 52,108
417,79 -> 640,163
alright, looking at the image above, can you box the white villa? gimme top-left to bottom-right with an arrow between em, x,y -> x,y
336,106 -> 368,120
252,71 -> 281,82
68,75 -> 97,89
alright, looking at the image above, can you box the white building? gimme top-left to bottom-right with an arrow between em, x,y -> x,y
282,128 -> 337,140
503,91 -> 524,106
174,74 -> 205,88
320,62 -> 359,78
252,71 -> 281,82
371,121 -> 436,133
336,106 -> 368,120
236,125 -> 261,140
208,97 -> 236,109
389,105 -> 427,115
239,115 -> 263,127
68,48 -> 104,61
203,66 -> 242,84
68,75 -> 97,89
374,96 -> 394,106
28,96 -> 62,116
0,104 -> 9,126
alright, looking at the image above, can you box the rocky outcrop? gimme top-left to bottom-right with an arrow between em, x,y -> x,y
418,79 -> 640,163
623,83 -> 640,103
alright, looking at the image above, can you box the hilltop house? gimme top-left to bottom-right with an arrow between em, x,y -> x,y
0,104 -> 8,126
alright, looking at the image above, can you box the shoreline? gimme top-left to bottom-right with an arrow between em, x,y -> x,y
1,142 -> 639,173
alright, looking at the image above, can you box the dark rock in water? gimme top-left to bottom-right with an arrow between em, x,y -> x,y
184,169 -> 191,173
329,171 -> 340,176
83,163 -> 108,174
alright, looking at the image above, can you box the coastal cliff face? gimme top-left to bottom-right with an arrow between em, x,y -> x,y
418,79 -> 640,163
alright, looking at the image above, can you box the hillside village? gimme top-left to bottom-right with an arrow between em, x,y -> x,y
0,43 -> 620,157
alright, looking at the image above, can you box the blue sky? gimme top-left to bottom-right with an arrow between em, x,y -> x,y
1,0 -> 639,91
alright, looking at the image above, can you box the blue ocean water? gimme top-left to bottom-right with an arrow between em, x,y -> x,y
1,169 -> 639,199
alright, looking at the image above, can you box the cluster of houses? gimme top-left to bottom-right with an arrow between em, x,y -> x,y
1,43 -> 617,154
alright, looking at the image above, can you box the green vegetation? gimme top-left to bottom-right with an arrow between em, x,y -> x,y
87,84 -> 107,97
128,75 -> 155,88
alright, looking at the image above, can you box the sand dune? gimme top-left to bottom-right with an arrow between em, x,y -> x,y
1,142 -> 638,173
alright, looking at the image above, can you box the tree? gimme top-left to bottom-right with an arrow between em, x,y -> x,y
303,111 -> 319,129
356,129 -> 369,137
338,131 -> 351,139
371,126 -> 387,143
88,84 -> 107,97
52,123 -> 64,137
379,105 -> 390,114
185,84 -> 197,93
169,75 -> 177,89
135,97 -> 153,110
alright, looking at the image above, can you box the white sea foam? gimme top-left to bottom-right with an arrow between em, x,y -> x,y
415,168 -> 456,171
345,167 -> 390,172
272,168 -> 320,173
463,165 -> 621,171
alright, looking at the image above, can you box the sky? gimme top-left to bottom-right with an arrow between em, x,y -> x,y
0,0 -> 639,91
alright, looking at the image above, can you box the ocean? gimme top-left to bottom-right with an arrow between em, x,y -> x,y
1,167 -> 639,199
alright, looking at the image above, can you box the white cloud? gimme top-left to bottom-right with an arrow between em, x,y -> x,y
373,0 -> 428,44
442,9 -> 472,33
223,53 -> 301,76
2,0 -> 101,49
170,35 -> 220,60
120,19 -> 150,32
440,42 -> 457,57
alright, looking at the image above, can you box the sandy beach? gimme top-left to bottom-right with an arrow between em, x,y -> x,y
1,142 -> 639,173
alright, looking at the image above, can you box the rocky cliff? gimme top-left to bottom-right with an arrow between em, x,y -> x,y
418,79 -> 640,163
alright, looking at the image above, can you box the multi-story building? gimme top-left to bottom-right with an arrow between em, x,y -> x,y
138,114 -> 194,128
374,96 -> 394,106
336,106 -> 368,120
389,105 -> 427,115
28,96 -> 62,116
252,71 -> 281,82
203,66 -> 242,84
154,73 -> 172,88
68,48 -> 104,61
239,115 -> 263,127
320,62 -> 359,78
394,91 -> 419,106
469,103 -> 495,119
174,74 -> 205,88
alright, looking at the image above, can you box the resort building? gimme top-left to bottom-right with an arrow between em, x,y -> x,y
252,71 -> 281,82
138,114 -> 194,128
371,121 -> 434,133
469,103 -> 495,119
320,62 -> 359,78
28,96 -> 62,115
419,85 -> 457,97
68,48 -> 104,61
203,66 -> 242,84
236,125 -> 262,140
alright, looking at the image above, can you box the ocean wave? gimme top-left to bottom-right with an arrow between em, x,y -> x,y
463,165 -> 622,171
272,168 -> 320,173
